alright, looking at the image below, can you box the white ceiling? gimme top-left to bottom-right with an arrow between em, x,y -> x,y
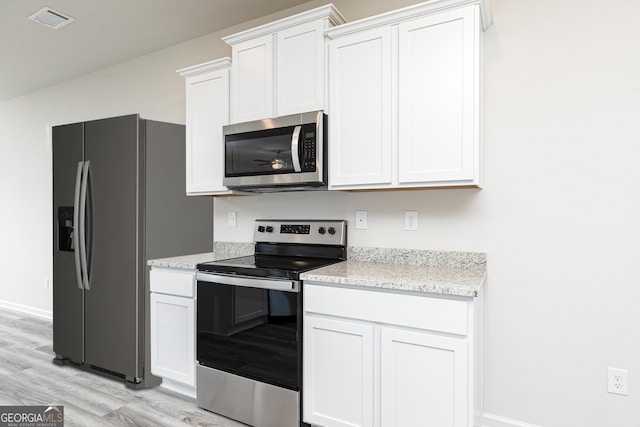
0,0 -> 313,102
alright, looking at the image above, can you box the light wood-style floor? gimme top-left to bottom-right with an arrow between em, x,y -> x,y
0,306 -> 245,426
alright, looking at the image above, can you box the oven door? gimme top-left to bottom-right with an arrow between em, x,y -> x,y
196,273 -> 301,391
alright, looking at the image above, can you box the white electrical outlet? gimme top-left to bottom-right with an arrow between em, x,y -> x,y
355,211 -> 368,230
44,278 -> 49,290
227,211 -> 237,227
608,367 -> 628,395
405,211 -> 418,230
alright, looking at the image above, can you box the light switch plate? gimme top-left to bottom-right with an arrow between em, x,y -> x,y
227,211 -> 237,227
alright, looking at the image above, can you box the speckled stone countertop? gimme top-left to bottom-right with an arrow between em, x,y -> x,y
147,244 -> 486,297
301,247 -> 486,297
147,242 -> 253,270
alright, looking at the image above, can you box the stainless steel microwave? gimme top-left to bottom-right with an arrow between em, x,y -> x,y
223,111 -> 327,192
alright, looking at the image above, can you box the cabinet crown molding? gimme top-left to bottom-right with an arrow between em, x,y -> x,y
325,0 -> 493,39
177,57 -> 231,78
223,3 -> 346,46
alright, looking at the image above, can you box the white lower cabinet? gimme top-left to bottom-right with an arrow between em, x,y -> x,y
380,327 -> 468,427
303,283 -> 480,427
304,316 -> 375,427
149,267 -> 196,397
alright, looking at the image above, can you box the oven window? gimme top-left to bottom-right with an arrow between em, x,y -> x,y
225,126 -> 299,176
197,281 -> 300,390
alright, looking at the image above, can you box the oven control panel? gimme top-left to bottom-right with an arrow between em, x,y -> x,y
280,224 -> 310,234
254,220 -> 346,246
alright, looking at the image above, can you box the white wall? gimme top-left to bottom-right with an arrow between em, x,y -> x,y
1,0 -> 639,425
481,0 -> 640,425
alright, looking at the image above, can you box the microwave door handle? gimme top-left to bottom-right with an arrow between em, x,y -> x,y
291,125 -> 302,172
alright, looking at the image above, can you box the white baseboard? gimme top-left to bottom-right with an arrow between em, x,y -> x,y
482,412 -> 541,427
0,300 -> 52,320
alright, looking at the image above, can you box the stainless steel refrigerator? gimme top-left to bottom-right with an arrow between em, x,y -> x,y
52,114 -> 212,388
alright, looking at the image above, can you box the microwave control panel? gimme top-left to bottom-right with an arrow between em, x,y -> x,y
301,128 -> 316,172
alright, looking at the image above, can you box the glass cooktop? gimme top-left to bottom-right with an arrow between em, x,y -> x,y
197,255 -> 341,280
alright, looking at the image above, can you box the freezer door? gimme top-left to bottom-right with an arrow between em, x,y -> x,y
52,123 -> 85,363
83,115 -> 143,380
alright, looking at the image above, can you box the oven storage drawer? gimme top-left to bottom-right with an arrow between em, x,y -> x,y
197,364 -> 299,427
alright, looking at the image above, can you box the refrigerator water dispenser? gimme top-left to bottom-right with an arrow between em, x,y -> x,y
58,206 -> 74,251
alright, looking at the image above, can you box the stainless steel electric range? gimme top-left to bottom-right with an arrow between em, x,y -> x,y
195,219 -> 347,427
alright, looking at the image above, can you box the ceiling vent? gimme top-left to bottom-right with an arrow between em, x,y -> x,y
28,7 -> 75,30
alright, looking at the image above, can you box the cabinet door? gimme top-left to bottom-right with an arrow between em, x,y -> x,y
276,20 -> 325,116
185,67 -> 231,195
303,315 -> 374,427
231,34 -> 274,123
398,6 -> 479,186
328,27 -> 393,188
380,327 -> 468,427
150,292 -> 195,386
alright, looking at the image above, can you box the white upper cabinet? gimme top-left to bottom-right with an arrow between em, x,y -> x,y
398,7 -> 478,185
326,0 -> 493,190
228,35 -> 274,123
224,4 -> 345,124
276,19 -> 326,117
328,26 -> 393,187
178,58 -> 232,196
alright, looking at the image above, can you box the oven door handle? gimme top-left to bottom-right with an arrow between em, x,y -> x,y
196,272 -> 300,292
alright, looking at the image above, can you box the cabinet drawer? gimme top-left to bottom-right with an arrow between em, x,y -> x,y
150,268 -> 195,298
305,283 -> 468,335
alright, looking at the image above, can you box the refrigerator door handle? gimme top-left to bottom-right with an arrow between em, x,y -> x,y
73,161 -> 84,290
79,160 -> 91,290
86,160 -> 94,288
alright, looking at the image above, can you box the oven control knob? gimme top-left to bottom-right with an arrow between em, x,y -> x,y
258,226 -> 266,233
328,227 -> 336,235
318,227 -> 326,235
265,226 -> 274,233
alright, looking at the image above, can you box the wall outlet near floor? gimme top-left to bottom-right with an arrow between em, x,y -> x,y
608,367 -> 628,395
44,278 -> 49,290
355,210 -> 368,230
227,211 -> 237,227
405,211 -> 418,231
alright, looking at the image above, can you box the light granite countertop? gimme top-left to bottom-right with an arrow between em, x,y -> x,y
301,261 -> 485,297
147,242 -> 254,270
147,243 -> 486,297
147,252 -> 233,269
301,247 -> 486,297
